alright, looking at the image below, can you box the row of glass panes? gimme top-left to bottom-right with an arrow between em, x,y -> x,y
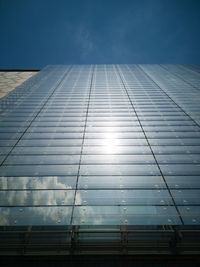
1,145 -> 199,155
0,164 -> 200,176
0,189 -> 200,205
1,112 -> 195,117
8,101 -> 185,104
1,131 -> 200,138
1,126 -> 199,133
1,176 -> 200,189
1,139 -> 200,147
0,116 -> 194,122
2,154 -> 200,164
0,121 -> 196,127
2,108 -> 188,112
3,122 -> 168,128
1,131 -> 200,139
0,134 -> 199,147
0,205 -> 188,225
0,205 -> 199,225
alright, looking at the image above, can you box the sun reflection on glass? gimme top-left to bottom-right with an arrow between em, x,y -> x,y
102,132 -> 119,154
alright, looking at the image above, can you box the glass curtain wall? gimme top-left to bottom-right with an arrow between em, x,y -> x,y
0,64 -> 200,227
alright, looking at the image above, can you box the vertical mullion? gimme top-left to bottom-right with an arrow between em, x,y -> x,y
70,65 -> 94,226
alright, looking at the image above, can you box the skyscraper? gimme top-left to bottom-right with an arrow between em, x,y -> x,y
0,64 -> 200,259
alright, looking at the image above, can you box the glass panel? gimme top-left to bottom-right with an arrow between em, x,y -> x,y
0,176 -> 77,189
85,132 -> 145,139
0,165 -> 79,176
0,147 -> 12,155
78,175 -> 166,189
84,139 -> 147,146
86,126 -> 142,132
165,176 -> 200,189
81,155 -> 155,164
23,132 -> 83,139
156,154 -> 200,164
72,206 -> 181,225
86,121 -> 140,127
0,207 -> 72,225
0,190 -> 75,206
171,189 -> 200,205
11,146 -> 81,155
149,138 -> 200,146
27,127 -> 84,133
31,121 -> 85,127
79,164 -> 160,176
152,146 -> 200,154
160,164 -> 200,176
143,126 -> 200,132
5,155 -> 80,165
82,146 -> 152,155
0,140 -> 17,146
18,139 -> 82,146
0,122 -> 30,126
146,131 -> 200,138
75,189 -> 172,205
0,127 -> 26,133
178,206 -> 200,225
0,133 -> 21,140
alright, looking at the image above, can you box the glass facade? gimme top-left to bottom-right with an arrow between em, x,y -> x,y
0,64 -> 200,254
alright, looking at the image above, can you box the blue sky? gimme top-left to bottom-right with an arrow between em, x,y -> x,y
0,0 -> 200,68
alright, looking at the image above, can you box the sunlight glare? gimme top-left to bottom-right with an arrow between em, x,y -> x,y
102,132 -> 119,154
